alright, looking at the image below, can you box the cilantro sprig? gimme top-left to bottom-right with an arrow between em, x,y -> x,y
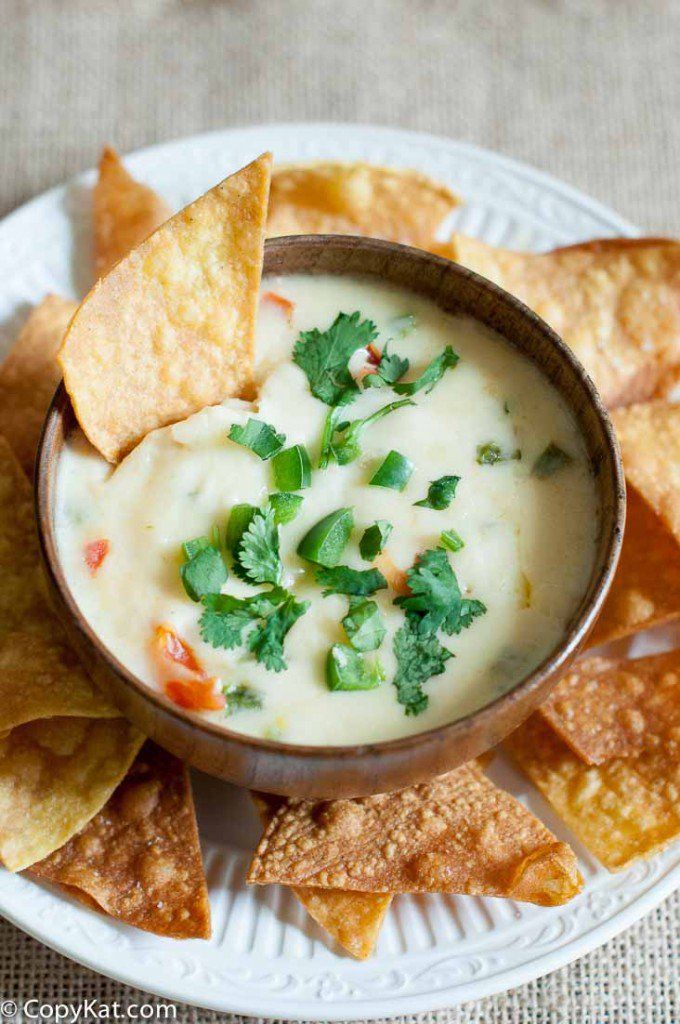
393,619 -> 453,715
228,418 -> 286,460
325,398 -> 414,465
200,587 -> 309,673
393,345 -> 459,396
414,475 -> 460,510
363,345 -> 410,390
315,565 -> 387,597
293,311 -> 378,407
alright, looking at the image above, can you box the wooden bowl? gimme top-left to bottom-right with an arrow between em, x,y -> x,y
35,235 -> 625,798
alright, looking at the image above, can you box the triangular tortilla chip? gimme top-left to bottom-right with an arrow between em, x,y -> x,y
94,147 -> 172,277
248,763 -> 581,907
0,296 -> 76,476
31,742 -> 210,939
59,152 -> 272,462
0,715 -> 143,871
611,401 -> 680,540
267,162 -> 459,246
588,486 -> 680,647
540,650 -> 680,765
434,234 -> 680,407
252,793 -> 390,959
505,713 -> 680,871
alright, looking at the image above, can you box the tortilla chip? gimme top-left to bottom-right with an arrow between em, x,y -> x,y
0,296 -> 76,476
540,651 -> 680,765
505,714 -> 680,871
0,631 -> 117,732
588,486 -> 680,647
31,742 -> 210,939
611,401 -> 680,540
59,152 -> 272,462
434,234 -> 680,407
248,763 -> 582,907
252,792 -> 390,959
94,147 -> 172,278
267,162 -> 459,247
0,715 -> 142,871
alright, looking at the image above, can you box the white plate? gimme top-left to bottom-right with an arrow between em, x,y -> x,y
0,123 -> 677,1020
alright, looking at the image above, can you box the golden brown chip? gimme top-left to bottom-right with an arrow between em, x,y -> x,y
59,152 -> 272,462
267,162 -> 459,247
540,651 -> 680,765
0,631 -> 116,732
248,763 -> 582,907
589,486 -> 680,647
0,296 -> 76,476
435,234 -> 680,407
94,146 -> 172,278
31,742 -> 210,939
252,792 -> 390,959
0,716 -> 143,871
505,714 -> 680,871
612,401 -> 680,541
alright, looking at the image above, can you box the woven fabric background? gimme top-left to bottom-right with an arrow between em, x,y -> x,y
0,1 -> 679,1020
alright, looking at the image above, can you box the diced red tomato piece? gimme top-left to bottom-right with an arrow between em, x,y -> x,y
165,677 -> 225,711
84,539 -> 109,573
154,625 -> 204,677
262,291 -> 295,322
374,551 -> 410,596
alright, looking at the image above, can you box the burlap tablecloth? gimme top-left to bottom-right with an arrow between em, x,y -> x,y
0,2 -> 678,1020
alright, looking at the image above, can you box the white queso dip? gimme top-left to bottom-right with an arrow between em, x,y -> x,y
56,274 -> 598,746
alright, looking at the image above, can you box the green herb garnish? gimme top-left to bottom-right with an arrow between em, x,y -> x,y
226,504 -> 257,555
297,507 -> 354,567
247,593 -> 310,672
326,643 -> 385,691
363,345 -> 410,390
228,418 -> 286,460
293,311 -> 378,407
200,588 -> 288,650
394,547 -> 461,636
369,450 -> 414,491
327,399 -> 414,465
223,684 -> 263,716
440,529 -> 464,552
532,443 -> 573,478
476,443 -> 521,465
359,520 -> 392,560
414,475 -> 460,510
392,619 -> 453,715
393,345 -> 459,396
180,543 -> 228,602
238,506 -> 282,585
315,565 -> 387,597
269,492 -> 304,525
450,597 -> 487,634
272,444 -> 312,490
342,598 -> 386,652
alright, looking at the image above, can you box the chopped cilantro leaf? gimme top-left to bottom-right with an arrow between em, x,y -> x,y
182,535 -> 211,560
393,345 -> 459,396
326,643 -> 385,691
248,593 -> 310,672
363,345 -> 410,389
393,619 -> 453,715
359,520 -> 392,560
200,588 -> 287,650
180,544 -> 228,602
414,475 -> 460,510
394,548 -> 461,635
445,597 -> 487,635
533,443 -> 573,478
228,418 -> 286,460
223,684 -> 263,716
293,311 -> 378,407
238,506 -> 282,585
342,598 -> 386,651
328,399 -> 414,465
476,443 -> 521,465
315,565 -> 387,597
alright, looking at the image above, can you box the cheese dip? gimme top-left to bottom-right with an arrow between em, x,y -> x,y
55,274 -> 598,746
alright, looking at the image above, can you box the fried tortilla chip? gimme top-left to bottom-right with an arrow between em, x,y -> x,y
267,162 -> 459,247
505,714 -> 680,871
59,152 -> 272,462
248,763 -> 581,907
588,486 -> 680,647
434,234 -> 680,407
540,651 -> 680,765
31,742 -> 210,939
94,147 -> 172,278
252,793 -> 390,959
0,716 -> 142,871
0,296 -> 76,476
612,401 -> 680,540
